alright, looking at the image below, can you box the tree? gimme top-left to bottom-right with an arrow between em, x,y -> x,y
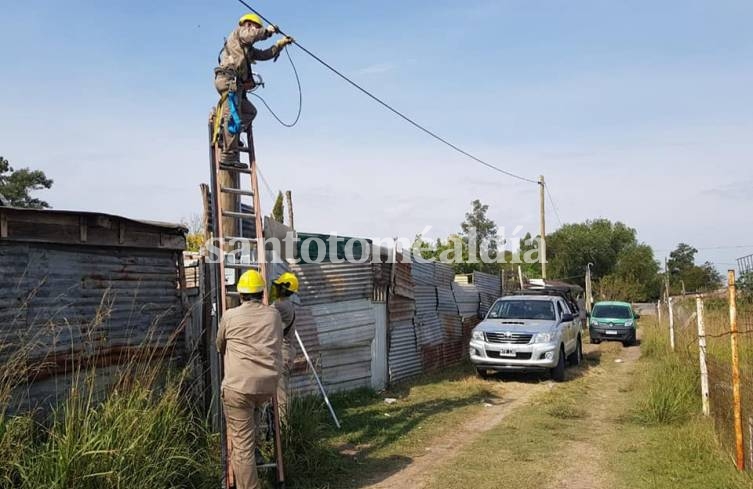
546,219 -> 638,287
271,191 -> 284,222
665,243 -> 723,293
182,213 -> 205,253
0,156 -> 53,208
459,199 -> 498,273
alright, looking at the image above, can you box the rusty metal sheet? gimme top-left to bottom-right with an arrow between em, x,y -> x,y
440,312 -> 462,340
434,262 -> 455,287
290,262 -> 373,305
443,339 -> 464,366
436,286 -> 459,315
414,285 -> 437,315
415,312 -> 443,346
388,320 -> 422,383
452,282 -> 480,318
392,261 -> 415,299
421,343 -> 444,373
389,295 -> 415,323
411,260 -> 435,286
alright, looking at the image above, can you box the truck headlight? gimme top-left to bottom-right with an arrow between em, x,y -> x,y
624,320 -> 634,327
590,319 -> 598,326
471,331 -> 485,341
533,332 -> 556,344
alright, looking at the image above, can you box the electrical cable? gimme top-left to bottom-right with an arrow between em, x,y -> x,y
250,47 -> 303,127
544,183 -> 564,227
230,0 -> 538,184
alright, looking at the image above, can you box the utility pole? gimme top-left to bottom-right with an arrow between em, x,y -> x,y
539,175 -> 547,279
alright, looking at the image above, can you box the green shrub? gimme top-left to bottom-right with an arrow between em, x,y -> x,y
633,356 -> 698,425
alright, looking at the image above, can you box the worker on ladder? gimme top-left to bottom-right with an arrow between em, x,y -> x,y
213,13 -> 295,167
216,270 -> 283,489
271,271 -> 299,418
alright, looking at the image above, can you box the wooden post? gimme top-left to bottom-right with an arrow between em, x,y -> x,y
728,270 -> 745,471
668,296 -> 675,351
657,300 -> 662,325
285,190 -> 295,231
696,296 -> 710,416
749,417 -> 753,471
200,183 -> 212,244
518,265 -> 524,290
538,175 -> 546,279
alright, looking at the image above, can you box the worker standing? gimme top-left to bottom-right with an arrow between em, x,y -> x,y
216,270 -> 282,489
214,13 -> 295,167
271,271 -> 299,418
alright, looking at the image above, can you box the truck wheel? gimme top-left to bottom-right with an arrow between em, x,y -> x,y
476,368 -> 493,379
550,346 -> 566,382
567,336 -> 583,366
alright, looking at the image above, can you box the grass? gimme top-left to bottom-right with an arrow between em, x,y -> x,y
0,313 -> 220,489
281,363 -> 507,489
422,319 -> 753,489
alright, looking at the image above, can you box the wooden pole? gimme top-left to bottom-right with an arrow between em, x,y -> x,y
285,190 -> 295,231
668,296 -> 675,351
657,299 -> 662,325
538,175 -> 546,279
696,296 -> 710,416
728,270 -> 745,471
518,265 -> 524,290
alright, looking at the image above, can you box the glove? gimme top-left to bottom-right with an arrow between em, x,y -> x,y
275,36 -> 295,49
266,24 -> 279,35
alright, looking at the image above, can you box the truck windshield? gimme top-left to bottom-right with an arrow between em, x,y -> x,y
487,300 -> 555,320
592,305 -> 633,319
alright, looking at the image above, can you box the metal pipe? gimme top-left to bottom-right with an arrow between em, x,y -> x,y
295,330 -> 341,429
728,270 -> 745,471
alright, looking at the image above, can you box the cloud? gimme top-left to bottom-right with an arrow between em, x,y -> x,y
703,179 -> 753,201
355,63 -> 395,75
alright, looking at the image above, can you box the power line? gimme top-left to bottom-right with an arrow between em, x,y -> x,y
229,0 -> 538,185
544,183 -> 563,227
249,47 -> 303,127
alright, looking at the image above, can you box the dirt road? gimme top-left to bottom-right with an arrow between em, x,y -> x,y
363,341 -> 640,489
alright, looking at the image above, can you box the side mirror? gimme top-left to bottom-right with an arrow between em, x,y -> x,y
561,313 -> 575,322
634,313 -> 641,320
586,312 -> 591,318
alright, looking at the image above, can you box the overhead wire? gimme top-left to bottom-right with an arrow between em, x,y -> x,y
544,183 -> 564,227
250,47 -> 303,127
230,0 -> 538,185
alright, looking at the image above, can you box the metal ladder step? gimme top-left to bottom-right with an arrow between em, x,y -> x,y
220,186 -> 254,196
224,236 -> 258,242
222,210 -> 256,219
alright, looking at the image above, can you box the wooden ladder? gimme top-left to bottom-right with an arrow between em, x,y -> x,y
208,115 -> 286,489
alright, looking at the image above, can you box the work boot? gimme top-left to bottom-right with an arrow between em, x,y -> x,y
219,157 -> 248,170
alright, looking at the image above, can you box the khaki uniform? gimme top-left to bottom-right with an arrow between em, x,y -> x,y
273,299 -> 297,417
214,24 -> 284,164
217,300 -> 282,489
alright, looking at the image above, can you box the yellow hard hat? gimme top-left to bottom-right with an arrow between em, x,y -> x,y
273,272 -> 299,293
237,269 -> 265,294
239,13 -> 263,27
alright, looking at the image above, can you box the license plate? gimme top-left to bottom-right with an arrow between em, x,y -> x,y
498,349 -> 516,357
606,330 -> 619,335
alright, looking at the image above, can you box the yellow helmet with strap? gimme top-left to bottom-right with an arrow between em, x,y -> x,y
273,272 -> 299,293
239,13 -> 263,27
237,270 -> 265,294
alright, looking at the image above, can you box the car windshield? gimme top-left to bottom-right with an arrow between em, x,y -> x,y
487,300 -> 556,320
592,305 -> 633,319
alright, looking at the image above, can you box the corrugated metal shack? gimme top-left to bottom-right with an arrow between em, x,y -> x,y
0,207 -> 188,412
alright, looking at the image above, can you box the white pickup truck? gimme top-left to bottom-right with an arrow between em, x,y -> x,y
469,294 -> 584,381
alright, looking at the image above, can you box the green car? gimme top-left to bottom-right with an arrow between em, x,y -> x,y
588,301 -> 638,346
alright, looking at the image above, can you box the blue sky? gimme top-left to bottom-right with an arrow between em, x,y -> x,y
1,0 -> 752,271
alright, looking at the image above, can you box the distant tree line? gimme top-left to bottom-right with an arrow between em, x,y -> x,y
413,199 -> 724,302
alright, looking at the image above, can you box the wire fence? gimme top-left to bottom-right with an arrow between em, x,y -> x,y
662,288 -> 753,471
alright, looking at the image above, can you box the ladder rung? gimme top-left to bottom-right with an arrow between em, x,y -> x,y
224,263 -> 260,269
222,210 -> 255,219
238,147 -> 252,153
218,164 -> 252,174
257,463 -> 277,470
220,186 -> 254,196
225,236 -> 258,242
